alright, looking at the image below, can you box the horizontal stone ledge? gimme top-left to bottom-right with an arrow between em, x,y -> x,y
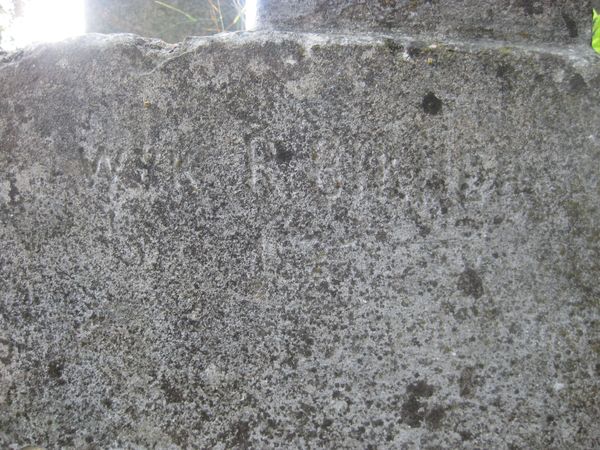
2,30 -> 599,70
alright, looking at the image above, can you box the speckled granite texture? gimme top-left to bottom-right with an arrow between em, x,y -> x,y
258,0 -> 590,45
0,31 -> 599,448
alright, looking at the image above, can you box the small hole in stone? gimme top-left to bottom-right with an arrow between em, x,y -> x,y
422,92 -> 442,115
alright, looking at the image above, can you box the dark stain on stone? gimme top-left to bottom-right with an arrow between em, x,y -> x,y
284,355 -> 298,368
496,63 -> 514,91
457,268 -> 484,299
406,45 -> 421,58
161,376 -> 184,403
57,436 -> 75,447
372,418 -> 384,427
422,92 -> 442,115
425,405 -> 446,430
519,0 -> 542,16
561,12 -> 578,38
534,73 -> 545,84
569,74 -> 587,94
401,380 -> 436,427
48,360 -> 65,384
8,176 -> 19,206
383,38 -> 402,54
455,217 -> 480,229
459,366 -> 476,397
275,141 -> 294,164
459,430 -> 474,441
168,429 -> 190,448
496,63 -> 513,80
439,198 -> 450,215
417,221 -> 431,238
231,420 -> 250,448
375,230 -> 388,242
298,330 -> 315,356
407,380 -> 434,398
0,338 -> 13,365
401,393 -> 424,427
14,103 -> 30,124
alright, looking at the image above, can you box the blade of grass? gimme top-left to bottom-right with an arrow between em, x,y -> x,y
154,0 -> 197,23
161,18 -> 219,35
220,0 -> 245,30
216,0 -> 225,32
206,0 -> 225,32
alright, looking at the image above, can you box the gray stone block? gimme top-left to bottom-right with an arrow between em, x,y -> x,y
0,32 -> 599,448
258,0 -> 592,45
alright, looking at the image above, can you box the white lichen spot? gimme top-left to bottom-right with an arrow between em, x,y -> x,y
57,57 -> 69,69
203,363 -> 223,386
0,180 -> 10,204
552,69 -> 565,83
15,171 -> 32,194
361,47 -> 377,60
285,76 -> 320,100
185,172 -> 199,191
329,399 -> 349,413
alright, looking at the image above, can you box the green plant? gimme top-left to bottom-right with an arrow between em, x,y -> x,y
154,0 -> 247,34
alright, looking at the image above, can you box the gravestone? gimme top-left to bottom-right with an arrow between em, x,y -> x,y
1,0 -> 599,448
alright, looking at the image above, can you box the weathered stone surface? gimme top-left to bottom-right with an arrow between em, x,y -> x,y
258,0 -> 591,45
0,32 -> 599,448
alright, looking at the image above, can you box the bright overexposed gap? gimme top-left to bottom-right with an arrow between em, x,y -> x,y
245,0 -> 257,31
2,0 -> 84,50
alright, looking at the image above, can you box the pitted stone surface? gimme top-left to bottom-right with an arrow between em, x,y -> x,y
0,32 -> 599,448
258,0 -> 591,45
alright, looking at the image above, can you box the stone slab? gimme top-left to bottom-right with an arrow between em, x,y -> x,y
258,0 -> 592,46
0,32 -> 599,448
